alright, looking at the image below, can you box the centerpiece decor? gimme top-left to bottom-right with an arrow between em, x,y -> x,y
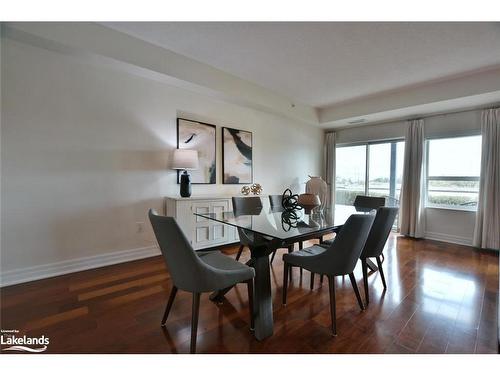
250,183 -> 263,195
241,186 -> 251,195
281,188 -> 302,210
280,188 -> 302,231
298,193 -> 321,213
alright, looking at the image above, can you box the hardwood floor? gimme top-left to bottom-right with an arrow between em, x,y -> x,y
1,235 -> 498,354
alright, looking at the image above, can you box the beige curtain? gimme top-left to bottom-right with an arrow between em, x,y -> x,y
324,132 -> 336,209
400,119 -> 425,238
473,108 -> 500,250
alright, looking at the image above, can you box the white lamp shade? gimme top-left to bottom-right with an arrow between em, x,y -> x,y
171,149 -> 199,170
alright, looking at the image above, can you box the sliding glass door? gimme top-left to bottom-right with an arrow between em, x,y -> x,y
335,145 -> 367,205
336,140 -> 404,205
367,142 -> 391,198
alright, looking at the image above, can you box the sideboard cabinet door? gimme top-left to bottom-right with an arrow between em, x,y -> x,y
164,197 -> 237,250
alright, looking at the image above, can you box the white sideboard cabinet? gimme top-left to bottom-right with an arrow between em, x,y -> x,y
164,196 -> 239,250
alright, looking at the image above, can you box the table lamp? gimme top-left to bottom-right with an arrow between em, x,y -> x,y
172,149 -> 199,197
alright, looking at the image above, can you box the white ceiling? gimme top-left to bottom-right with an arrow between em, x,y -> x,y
102,22 -> 500,108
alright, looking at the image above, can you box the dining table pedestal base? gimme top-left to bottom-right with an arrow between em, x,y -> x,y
208,240 -> 279,341
250,244 -> 275,341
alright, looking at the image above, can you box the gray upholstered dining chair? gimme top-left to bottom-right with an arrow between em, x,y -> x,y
282,214 -> 375,336
320,194 -> 385,249
310,194 -> 383,288
233,196 -> 264,261
360,207 -> 398,305
268,194 -> 283,209
148,209 -> 255,353
353,195 -> 386,210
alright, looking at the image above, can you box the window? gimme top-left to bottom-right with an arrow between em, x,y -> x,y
336,140 -> 405,206
367,142 -> 405,201
335,145 -> 366,205
426,135 -> 481,210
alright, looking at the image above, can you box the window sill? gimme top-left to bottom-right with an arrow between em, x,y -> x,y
425,205 -> 477,213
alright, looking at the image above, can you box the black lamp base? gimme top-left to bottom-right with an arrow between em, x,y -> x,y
180,170 -> 192,197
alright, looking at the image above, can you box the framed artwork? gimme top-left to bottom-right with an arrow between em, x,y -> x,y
222,127 -> 253,184
177,118 -> 216,184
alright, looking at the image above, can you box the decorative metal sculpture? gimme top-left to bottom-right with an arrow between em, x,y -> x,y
280,188 -> 304,231
241,185 -> 251,195
281,188 -> 302,210
250,183 -> 263,195
281,209 -> 301,231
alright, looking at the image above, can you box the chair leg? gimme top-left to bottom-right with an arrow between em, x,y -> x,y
327,275 -> 337,336
361,258 -> 369,306
190,292 -> 201,354
376,256 -> 387,289
270,250 -> 277,264
349,273 -> 365,311
235,245 -> 245,261
366,259 -> 377,272
246,280 -> 255,331
161,285 -> 178,326
282,263 -> 289,305
310,273 -> 315,290
288,244 -> 295,277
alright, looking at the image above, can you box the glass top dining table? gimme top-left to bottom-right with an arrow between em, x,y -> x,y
195,204 -> 373,243
194,203 -> 375,341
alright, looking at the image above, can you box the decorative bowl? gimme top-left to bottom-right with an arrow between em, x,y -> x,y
298,193 -> 321,213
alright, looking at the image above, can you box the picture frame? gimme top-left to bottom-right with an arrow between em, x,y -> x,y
177,118 -> 217,184
222,127 -> 253,184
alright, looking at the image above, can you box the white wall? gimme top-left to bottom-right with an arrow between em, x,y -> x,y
334,110 -> 481,246
0,38 -> 323,284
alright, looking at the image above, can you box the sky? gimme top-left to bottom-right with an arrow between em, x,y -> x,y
427,135 -> 481,176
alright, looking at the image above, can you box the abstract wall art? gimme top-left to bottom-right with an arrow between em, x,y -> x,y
222,127 -> 253,184
177,118 -> 216,184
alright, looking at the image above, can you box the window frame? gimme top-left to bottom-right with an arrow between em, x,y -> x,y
335,137 -> 405,202
424,134 -> 481,212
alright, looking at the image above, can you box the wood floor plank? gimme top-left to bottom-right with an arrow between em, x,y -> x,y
24,307 -> 89,331
69,263 -> 166,291
77,274 -> 168,301
102,285 -> 165,307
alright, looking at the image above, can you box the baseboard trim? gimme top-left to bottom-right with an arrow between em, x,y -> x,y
0,245 -> 161,287
424,231 -> 473,246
